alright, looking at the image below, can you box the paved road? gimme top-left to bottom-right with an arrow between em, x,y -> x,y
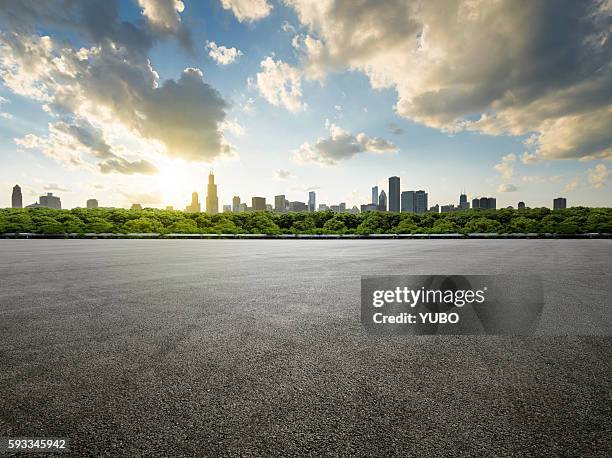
0,240 -> 611,456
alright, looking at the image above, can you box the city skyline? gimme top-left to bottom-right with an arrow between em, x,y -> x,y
1,1 -> 611,210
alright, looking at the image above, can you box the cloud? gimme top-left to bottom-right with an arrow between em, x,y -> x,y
220,0 -> 272,23
497,183 -> 517,192
99,158 -> 158,175
521,175 -> 561,184
44,183 -> 70,192
285,0 -> 612,161
15,119 -> 159,175
206,41 -> 243,65
388,122 -> 404,135
281,21 -> 296,33
254,57 -> 306,113
564,176 -> 581,192
219,118 -> 245,137
0,2 -> 229,170
293,121 -> 398,166
493,153 -> 516,180
521,151 -> 540,165
587,163 -> 610,188
274,169 -> 292,180
137,0 -> 185,33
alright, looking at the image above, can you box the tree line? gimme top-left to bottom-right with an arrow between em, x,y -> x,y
0,206 -> 611,235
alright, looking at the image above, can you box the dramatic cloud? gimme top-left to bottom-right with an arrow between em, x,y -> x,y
293,122 -> 398,166
498,183 -> 518,193
255,57 -> 306,113
220,0 -> 272,23
285,0 -> 612,161
494,153 -> 516,180
588,163 -> 610,188
44,183 -> 70,192
206,41 -> 243,65
0,1 -> 229,174
15,120 -> 159,175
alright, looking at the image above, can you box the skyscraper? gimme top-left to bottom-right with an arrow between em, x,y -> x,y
252,197 -> 266,211
487,197 -> 497,210
459,193 -> 469,210
372,186 -> 378,205
388,176 -> 400,212
86,199 -> 98,209
232,196 -> 241,212
206,171 -> 218,214
378,190 -> 387,211
415,190 -> 428,214
11,185 -> 22,208
185,191 -> 200,213
274,195 -> 287,212
308,191 -> 316,212
401,191 -> 415,212
553,197 -> 567,210
472,198 -> 480,209
40,192 -> 61,209
479,197 -> 488,209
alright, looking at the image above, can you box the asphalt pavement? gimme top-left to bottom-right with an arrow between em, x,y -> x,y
0,240 -> 610,456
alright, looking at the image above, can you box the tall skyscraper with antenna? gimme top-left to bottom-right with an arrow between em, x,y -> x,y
206,170 -> 219,214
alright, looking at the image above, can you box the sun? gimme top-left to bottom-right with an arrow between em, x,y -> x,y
156,162 -> 198,208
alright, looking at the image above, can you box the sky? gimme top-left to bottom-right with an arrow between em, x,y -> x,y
0,0 -> 610,210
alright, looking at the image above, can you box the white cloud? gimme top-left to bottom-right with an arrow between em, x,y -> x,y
255,57 -> 306,113
274,169 -> 292,180
493,153 -> 516,180
284,0 -> 612,161
587,163 -> 610,189
281,21 -> 296,33
206,41 -> 243,65
220,0 -> 272,23
564,176 -> 581,192
137,0 -> 185,33
219,118 -> 245,137
293,121 -> 397,166
497,183 -> 517,192
521,175 -> 561,184
521,151 -> 540,165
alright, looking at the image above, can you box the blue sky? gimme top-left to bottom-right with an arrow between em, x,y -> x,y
0,0 -> 610,210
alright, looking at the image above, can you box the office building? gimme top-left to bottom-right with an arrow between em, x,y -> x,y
361,203 -> 379,212
130,203 -> 142,210
288,201 -> 307,212
185,192 -> 200,213
206,171 -> 219,214
372,186 -> 378,205
349,206 -> 360,214
378,190 -> 387,211
86,199 -> 98,209
40,192 -> 61,209
339,202 -> 346,213
553,197 -> 567,210
441,204 -> 456,213
459,193 -> 469,210
330,205 -> 340,213
232,196 -> 241,212
487,197 -> 497,210
415,190 -> 428,214
388,176 -> 400,212
472,198 -> 480,209
252,197 -> 266,211
274,195 -> 287,212
11,185 -> 22,208
479,197 -> 488,209
318,204 -> 329,211
223,205 -> 232,212
308,191 -> 316,212
429,204 -> 439,213
518,201 -> 526,209
238,203 -> 248,212
401,191 -> 415,212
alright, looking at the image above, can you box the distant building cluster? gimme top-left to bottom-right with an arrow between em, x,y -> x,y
7,175 -> 570,214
